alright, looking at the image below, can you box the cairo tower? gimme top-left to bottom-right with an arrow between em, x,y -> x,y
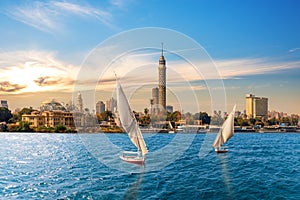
158,44 -> 166,111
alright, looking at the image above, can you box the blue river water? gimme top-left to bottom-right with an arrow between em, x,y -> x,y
0,132 -> 299,199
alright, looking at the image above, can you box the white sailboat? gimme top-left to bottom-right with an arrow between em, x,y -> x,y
116,79 -> 148,165
213,105 -> 236,153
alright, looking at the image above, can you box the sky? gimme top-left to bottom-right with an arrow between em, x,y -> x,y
0,0 -> 299,115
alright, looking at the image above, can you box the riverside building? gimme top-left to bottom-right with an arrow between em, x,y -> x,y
246,94 -> 268,119
22,100 -> 75,129
0,100 -> 8,109
96,101 -> 105,115
22,110 -> 75,129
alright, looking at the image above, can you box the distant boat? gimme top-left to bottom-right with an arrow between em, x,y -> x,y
116,78 -> 148,165
176,125 -> 184,132
197,129 -> 207,134
212,105 -> 236,153
168,121 -> 175,133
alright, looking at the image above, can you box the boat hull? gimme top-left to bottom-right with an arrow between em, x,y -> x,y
120,155 -> 145,165
214,148 -> 228,153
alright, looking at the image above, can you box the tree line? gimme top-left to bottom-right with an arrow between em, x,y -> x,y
1,107 -> 298,132
95,108 -> 299,127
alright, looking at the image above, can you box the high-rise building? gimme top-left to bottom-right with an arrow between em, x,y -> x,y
96,101 -> 105,114
152,87 -> 158,105
246,94 -> 268,119
151,87 -> 159,114
0,100 -> 8,109
158,44 -> 166,111
76,92 -> 83,112
106,97 -> 116,112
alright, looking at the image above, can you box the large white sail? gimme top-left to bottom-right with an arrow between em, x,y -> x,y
213,105 -> 236,148
116,80 -> 148,156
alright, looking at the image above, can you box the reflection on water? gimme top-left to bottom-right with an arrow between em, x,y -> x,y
217,154 -> 234,199
0,133 -> 299,199
81,133 -> 197,173
123,172 -> 144,200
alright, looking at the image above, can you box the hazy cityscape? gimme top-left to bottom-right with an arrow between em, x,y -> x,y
1,49 -> 299,133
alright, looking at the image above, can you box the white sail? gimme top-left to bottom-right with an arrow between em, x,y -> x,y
213,105 -> 236,148
116,80 -> 148,156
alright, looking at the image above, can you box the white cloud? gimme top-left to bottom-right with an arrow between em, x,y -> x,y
110,0 -> 133,10
110,0 -> 125,9
7,1 -> 113,32
289,47 -> 300,53
52,1 -> 112,27
9,1 -> 58,32
0,50 -> 79,94
105,48 -> 300,83
1,46 -> 299,97
81,46 -> 300,96
215,58 -> 300,78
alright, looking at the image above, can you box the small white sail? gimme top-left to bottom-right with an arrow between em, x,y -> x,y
213,105 -> 236,148
116,80 -> 148,156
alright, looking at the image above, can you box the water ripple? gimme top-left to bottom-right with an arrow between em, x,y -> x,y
0,133 -> 299,199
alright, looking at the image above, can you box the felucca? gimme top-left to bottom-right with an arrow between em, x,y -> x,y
213,105 -> 236,153
116,79 -> 148,164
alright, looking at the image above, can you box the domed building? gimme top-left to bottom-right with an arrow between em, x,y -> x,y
40,99 -> 66,111
22,99 -> 75,129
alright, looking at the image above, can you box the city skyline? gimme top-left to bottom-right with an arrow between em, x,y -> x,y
0,0 -> 299,114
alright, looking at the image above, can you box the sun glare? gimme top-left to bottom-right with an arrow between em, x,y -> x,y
2,62 -> 76,94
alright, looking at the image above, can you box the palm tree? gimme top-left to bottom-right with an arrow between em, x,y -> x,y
144,108 -> 149,116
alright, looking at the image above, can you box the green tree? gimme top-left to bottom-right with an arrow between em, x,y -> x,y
140,115 -> 151,126
235,116 -> 243,126
37,126 -> 55,133
249,118 -> 256,125
210,110 -> 223,126
17,121 -> 33,132
0,122 -> 8,131
172,111 -> 181,122
280,117 -> 290,125
167,111 -> 181,122
255,121 -> 264,127
254,117 -> 264,127
9,113 -> 19,123
54,124 -> 67,133
18,107 -> 35,121
0,107 -> 13,123
144,108 -> 149,116
291,117 -> 298,126
266,117 -> 277,126
97,111 -> 113,122
195,112 -> 211,125
241,120 -> 250,126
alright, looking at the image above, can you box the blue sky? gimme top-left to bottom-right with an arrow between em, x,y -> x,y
0,0 -> 299,114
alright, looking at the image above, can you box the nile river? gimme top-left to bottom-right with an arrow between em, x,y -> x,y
0,132 -> 299,199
